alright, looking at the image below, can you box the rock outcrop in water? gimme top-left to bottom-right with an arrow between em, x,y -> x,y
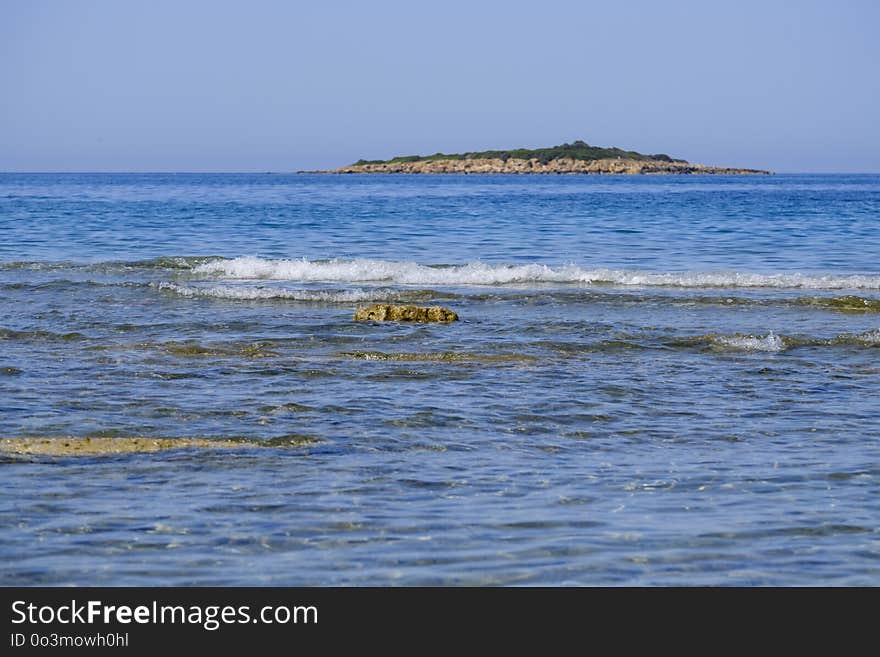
353,304 -> 459,323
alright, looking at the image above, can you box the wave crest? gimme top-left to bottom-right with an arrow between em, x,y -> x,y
712,332 -> 788,352
191,257 -> 880,290
154,282 -> 448,303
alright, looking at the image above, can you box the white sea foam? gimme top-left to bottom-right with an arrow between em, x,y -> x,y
155,282 -> 417,303
853,329 -> 880,345
713,332 -> 788,352
190,257 -> 880,290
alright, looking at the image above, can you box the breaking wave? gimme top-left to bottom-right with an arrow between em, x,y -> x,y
4,256 -> 879,290
666,329 -> 880,353
191,256 -> 880,290
711,332 -> 788,352
154,282 -> 449,303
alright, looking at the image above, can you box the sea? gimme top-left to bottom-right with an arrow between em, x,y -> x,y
1,172 -> 878,585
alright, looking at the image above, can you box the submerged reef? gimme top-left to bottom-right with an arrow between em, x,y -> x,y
0,436 -> 312,457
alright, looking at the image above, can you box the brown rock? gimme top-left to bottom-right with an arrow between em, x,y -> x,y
353,304 -> 459,323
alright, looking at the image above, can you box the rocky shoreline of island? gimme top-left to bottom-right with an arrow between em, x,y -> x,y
333,157 -> 770,175
324,140 -> 771,175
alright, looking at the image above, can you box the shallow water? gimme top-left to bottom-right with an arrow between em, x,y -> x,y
1,173 -> 878,585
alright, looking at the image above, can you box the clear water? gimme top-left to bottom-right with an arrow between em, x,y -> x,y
1,173 -> 878,585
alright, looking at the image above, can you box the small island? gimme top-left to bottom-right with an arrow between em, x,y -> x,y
331,140 -> 771,175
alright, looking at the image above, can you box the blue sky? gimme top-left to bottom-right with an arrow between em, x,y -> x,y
1,0 -> 878,172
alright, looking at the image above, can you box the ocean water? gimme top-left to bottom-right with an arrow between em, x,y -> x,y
1,172 -> 878,586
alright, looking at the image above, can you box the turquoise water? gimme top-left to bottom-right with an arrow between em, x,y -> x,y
1,173 -> 878,585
